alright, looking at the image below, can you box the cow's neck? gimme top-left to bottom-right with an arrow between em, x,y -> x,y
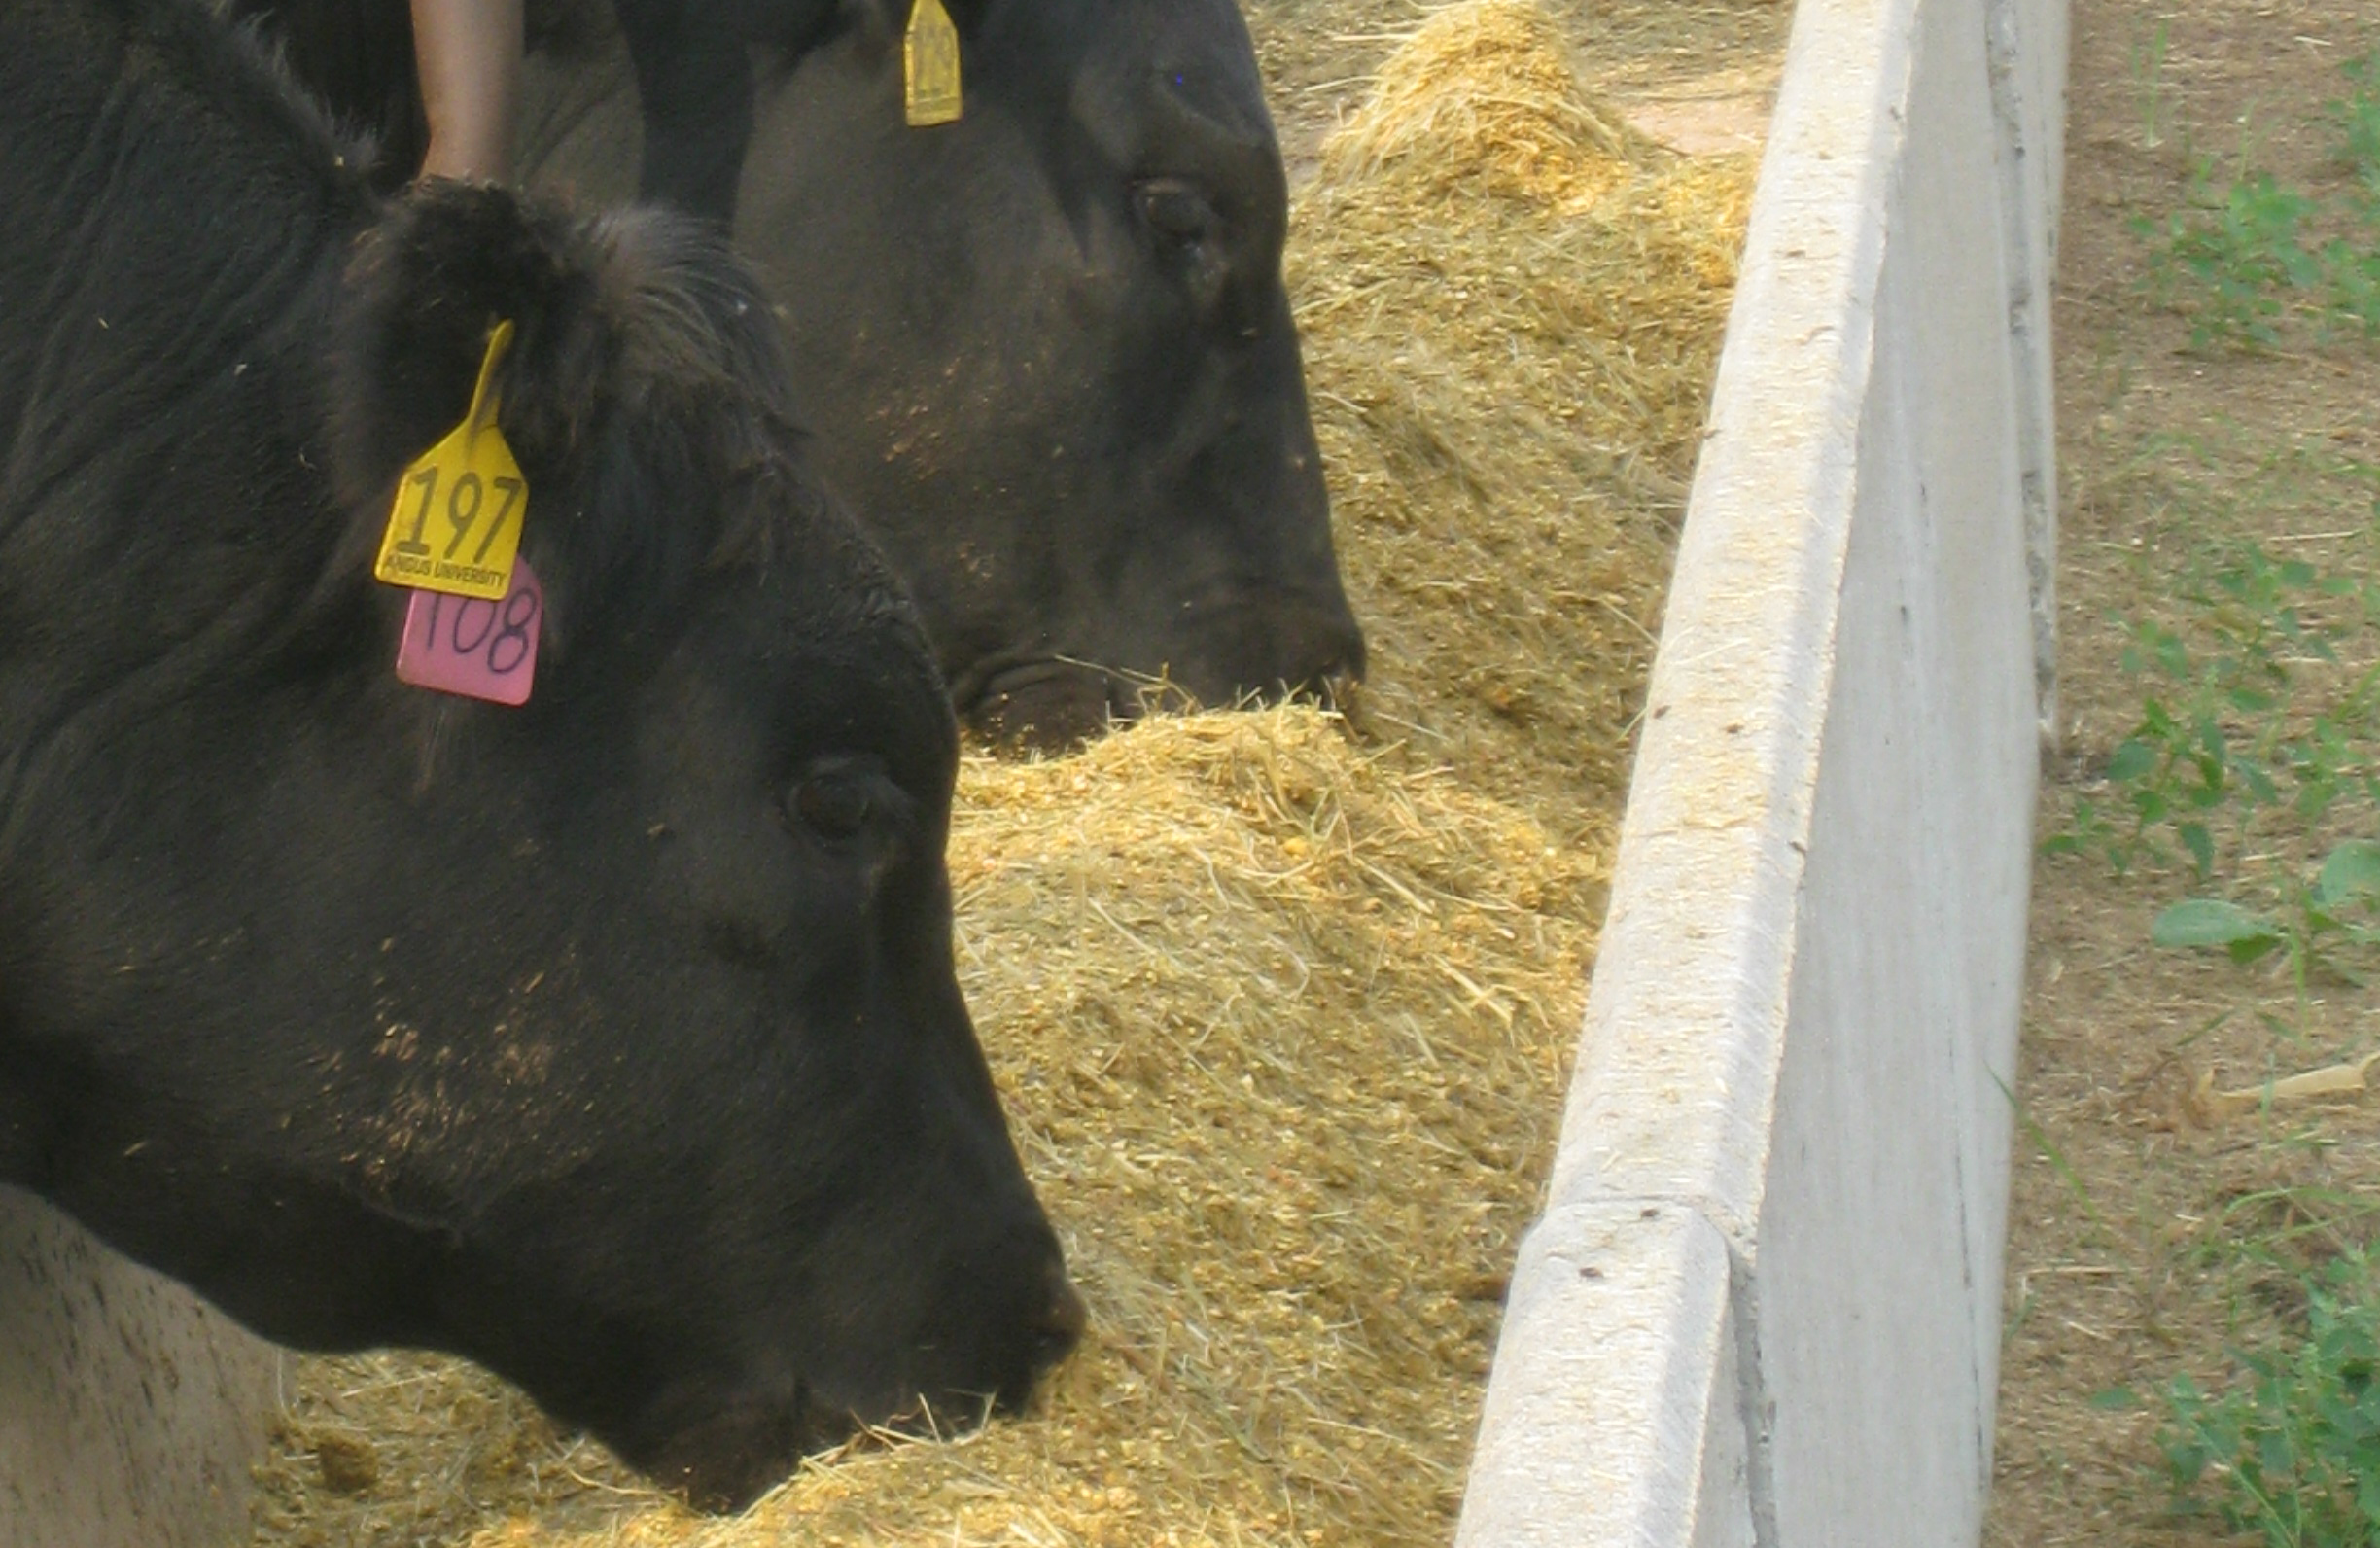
0,0 -> 383,811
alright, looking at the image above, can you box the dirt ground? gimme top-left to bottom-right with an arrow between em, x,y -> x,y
1984,0 -> 2380,1543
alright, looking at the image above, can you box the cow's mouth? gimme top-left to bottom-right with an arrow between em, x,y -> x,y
627,1273 -> 1087,1512
629,1381 -> 855,1514
949,656 -> 1168,750
953,651 -> 1362,752
631,1373 -> 1033,1514
637,1366 -> 1083,1513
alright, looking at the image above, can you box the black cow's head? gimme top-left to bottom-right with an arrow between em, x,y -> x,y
731,0 -> 1366,744
0,60 -> 1077,1502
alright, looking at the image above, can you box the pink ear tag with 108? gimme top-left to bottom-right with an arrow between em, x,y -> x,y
396,559 -> 543,705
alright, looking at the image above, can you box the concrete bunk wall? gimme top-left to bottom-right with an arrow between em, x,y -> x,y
1452,0 -> 2065,1540
0,1188 -> 276,1548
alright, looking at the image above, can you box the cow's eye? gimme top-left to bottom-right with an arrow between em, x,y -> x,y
789,771 -> 873,839
1136,178 -> 1218,247
1136,178 -> 1230,309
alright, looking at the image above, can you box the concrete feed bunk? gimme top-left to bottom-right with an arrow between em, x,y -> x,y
1452,0 -> 2064,1541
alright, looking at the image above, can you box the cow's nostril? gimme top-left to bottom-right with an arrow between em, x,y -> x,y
1039,1267 -> 1089,1349
1300,662 -> 1361,718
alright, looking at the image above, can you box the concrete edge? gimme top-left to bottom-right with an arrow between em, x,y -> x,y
1984,0 -> 2065,754
1452,0 -> 1923,1538
1453,1203 -> 1747,1548
1545,0 -> 1918,1247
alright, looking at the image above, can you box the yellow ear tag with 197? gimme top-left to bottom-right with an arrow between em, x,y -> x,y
373,320 -> 527,602
904,0 -> 962,126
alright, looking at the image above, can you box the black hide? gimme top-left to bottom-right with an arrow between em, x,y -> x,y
0,0 -> 1077,1511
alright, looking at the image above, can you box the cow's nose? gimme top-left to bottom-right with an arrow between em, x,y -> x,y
1037,1265 -> 1088,1354
1286,608 -> 1367,701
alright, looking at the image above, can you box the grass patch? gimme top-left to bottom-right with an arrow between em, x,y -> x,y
2047,488 -> 2380,890
1995,9 -> 2380,1546
2133,50 -> 2380,350
2157,1247 -> 2380,1547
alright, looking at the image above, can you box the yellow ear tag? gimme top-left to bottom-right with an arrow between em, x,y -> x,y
904,0 -> 962,126
372,320 -> 528,601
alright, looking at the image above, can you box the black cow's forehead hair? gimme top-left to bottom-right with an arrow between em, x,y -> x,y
324,190 -> 948,786
565,211 -> 942,698
326,186 -> 926,671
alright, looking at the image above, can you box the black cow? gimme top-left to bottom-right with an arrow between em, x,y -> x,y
1,0 -> 1079,1511
228,0 -> 1369,746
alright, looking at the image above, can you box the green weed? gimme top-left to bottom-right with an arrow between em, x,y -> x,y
2134,52 -> 2380,350
2138,170 -> 2325,348
2159,1248 -> 2380,1548
2188,1186 -> 2380,1281
2151,837 -> 2380,991
2132,20 -> 2173,151
2045,534 -> 2380,879
2337,51 -> 2380,194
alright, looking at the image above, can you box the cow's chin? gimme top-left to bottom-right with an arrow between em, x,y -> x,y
954,590 -> 1368,753
624,1375 -> 1053,1514
618,1384 -> 848,1514
962,659 -> 1133,751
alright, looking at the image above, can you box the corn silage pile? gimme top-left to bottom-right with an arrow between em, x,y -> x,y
247,7 -> 1754,1546
1294,0 -> 1750,832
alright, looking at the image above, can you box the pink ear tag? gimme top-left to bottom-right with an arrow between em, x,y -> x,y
395,559 -> 543,705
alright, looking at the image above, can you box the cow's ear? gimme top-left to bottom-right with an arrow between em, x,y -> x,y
328,184 -> 811,640
326,183 -> 616,520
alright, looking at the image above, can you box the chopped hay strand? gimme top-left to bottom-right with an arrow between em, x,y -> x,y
1318,1 -> 1650,210
246,6 -> 1757,1545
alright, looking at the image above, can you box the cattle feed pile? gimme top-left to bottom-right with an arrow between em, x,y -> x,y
245,6 -> 1754,1544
